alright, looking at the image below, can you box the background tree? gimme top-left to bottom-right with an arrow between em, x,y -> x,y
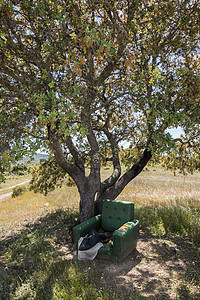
0,0 -> 199,222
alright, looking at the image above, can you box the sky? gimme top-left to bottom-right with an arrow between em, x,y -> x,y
167,127 -> 184,138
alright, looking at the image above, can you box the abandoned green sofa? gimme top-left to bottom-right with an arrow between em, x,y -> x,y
73,199 -> 139,262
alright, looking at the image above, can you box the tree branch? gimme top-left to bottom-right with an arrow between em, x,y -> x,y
81,88 -> 101,181
101,148 -> 152,201
48,128 -> 81,180
65,136 -> 85,174
100,130 -> 121,189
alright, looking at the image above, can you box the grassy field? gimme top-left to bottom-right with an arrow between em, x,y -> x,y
0,168 -> 200,299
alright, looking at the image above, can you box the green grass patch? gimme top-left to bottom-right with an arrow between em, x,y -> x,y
135,198 -> 200,245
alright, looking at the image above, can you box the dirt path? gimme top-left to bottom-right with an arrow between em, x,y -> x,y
0,180 -> 29,202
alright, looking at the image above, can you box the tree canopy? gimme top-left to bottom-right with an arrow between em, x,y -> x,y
0,0 -> 199,221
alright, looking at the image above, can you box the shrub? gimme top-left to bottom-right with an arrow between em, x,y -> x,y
10,162 -> 30,176
12,186 -> 27,198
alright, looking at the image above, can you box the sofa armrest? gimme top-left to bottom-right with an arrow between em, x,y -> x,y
112,219 -> 139,257
73,215 -> 101,247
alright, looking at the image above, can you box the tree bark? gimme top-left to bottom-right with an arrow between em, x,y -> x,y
78,183 -> 97,223
95,149 -> 152,213
75,166 -> 102,222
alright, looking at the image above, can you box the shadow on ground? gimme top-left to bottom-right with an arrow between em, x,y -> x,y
0,209 -> 78,299
0,209 -> 199,299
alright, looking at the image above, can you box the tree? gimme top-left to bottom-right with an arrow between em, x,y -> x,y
0,0 -> 199,222
161,127 -> 200,175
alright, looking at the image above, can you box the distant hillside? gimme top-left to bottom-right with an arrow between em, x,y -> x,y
22,153 -> 49,163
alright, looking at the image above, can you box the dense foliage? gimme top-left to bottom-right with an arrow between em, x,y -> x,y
0,0 -> 199,221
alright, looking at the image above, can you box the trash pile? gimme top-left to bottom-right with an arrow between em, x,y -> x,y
78,229 -> 112,260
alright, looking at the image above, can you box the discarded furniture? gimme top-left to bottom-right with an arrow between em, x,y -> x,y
73,199 -> 139,262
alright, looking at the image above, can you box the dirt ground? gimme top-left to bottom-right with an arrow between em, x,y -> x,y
62,231 -> 200,299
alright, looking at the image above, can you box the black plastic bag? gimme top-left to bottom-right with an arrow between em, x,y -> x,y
99,232 -> 112,244
79,229 -> 100,251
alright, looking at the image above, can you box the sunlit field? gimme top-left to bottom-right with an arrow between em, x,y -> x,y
118,167 -> 200,207
0,178 -> 79,237
0,167 -> 199,238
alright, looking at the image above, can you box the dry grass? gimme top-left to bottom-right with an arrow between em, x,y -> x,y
0,168 -> 199,238
0,185 -> 79,238
117,168 -> 200,206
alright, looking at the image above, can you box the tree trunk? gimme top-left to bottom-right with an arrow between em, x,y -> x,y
77,180 -> 98,223
78,190 -> 96,223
